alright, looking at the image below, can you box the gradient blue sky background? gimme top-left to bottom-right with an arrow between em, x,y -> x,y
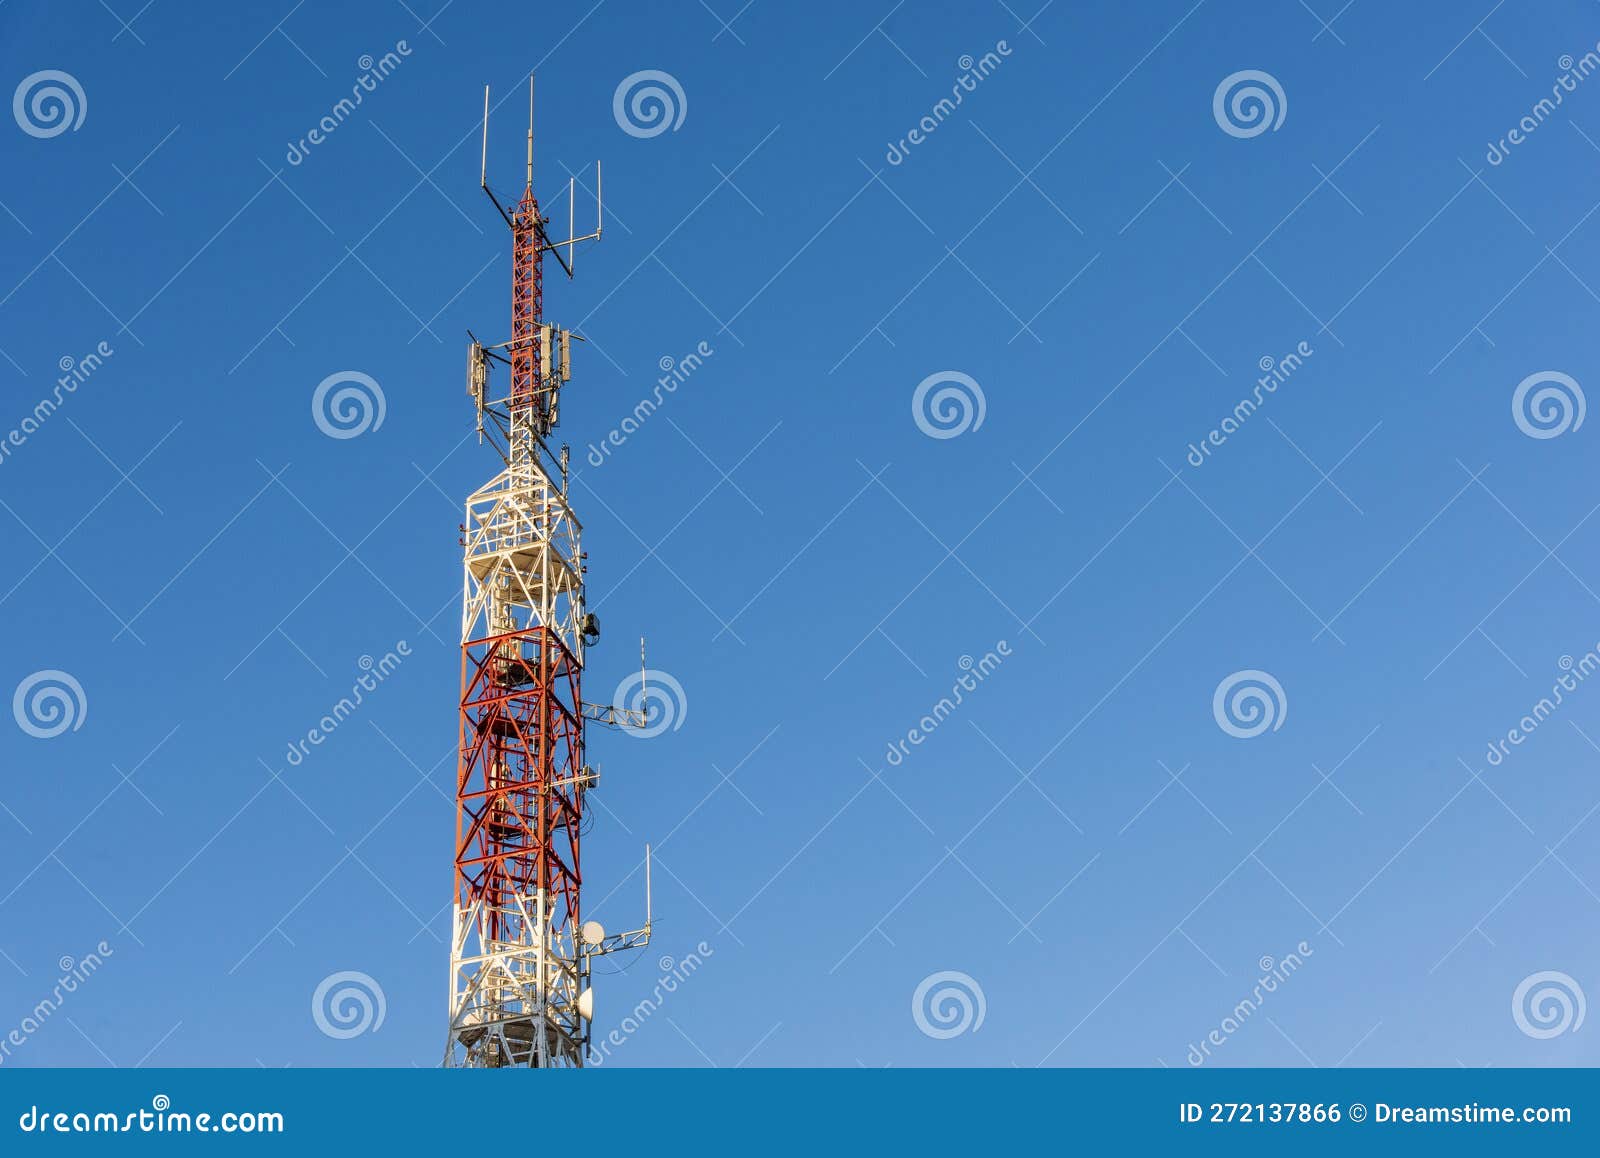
4,0 -> 1600,1068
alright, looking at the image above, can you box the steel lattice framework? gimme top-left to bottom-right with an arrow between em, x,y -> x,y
445,79 -> 647,1069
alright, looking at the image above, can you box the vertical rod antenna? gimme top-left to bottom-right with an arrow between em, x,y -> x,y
480,84 -> 490,188
596,160 -> 603,239
526,74 -> 535,190
645,843 -> 653,927
568,177 -> 576,272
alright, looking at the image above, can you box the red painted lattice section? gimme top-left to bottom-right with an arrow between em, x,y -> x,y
454,625 -> 584,940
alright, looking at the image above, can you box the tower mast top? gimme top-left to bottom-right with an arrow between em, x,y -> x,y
468,76 -> 603,460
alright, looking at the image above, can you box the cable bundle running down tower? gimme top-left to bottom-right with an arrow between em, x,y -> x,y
446,78 -> 652,1069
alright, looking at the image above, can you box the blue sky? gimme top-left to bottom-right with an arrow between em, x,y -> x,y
4,0 -> 1600,1068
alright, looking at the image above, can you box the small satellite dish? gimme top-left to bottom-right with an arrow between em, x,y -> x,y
577,988 -> 594,1021
580,920 -> 606,946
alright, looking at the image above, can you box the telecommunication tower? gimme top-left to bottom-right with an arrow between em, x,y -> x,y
445,77 -> 652,1069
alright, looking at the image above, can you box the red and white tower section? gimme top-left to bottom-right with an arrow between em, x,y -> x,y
446,80 -> 651,1069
